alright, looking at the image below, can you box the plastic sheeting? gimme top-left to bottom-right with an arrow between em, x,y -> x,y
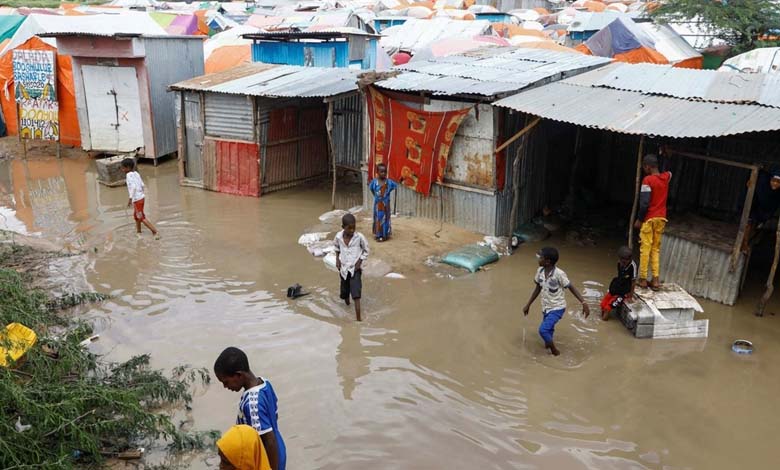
0,37 -> 81,146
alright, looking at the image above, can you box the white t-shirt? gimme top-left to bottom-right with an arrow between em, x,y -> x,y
126,171 -> 145,202
534,266 -> 570,313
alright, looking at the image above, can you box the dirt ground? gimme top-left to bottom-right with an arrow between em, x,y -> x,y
304,209 -> 487,276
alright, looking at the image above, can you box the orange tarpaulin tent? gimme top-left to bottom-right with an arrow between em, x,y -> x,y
205,45 -> 252,73
0,37 -> 81,146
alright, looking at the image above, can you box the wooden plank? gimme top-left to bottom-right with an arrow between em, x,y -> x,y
628,136 -> 645,250
732,166 -> 758,271
667,149 -> 758,171
494,116 -> 540,154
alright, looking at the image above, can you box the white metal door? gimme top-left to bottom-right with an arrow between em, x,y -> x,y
81,65 -> 144,152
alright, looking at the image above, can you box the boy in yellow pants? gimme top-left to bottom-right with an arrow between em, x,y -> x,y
634,154 -> 671,290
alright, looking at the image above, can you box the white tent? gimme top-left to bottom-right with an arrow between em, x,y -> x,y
1,12 -> 167,56
720,47 -> 780,74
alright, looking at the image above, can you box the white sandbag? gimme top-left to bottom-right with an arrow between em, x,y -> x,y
298,232 -> 330,246
319,209 -> 347,223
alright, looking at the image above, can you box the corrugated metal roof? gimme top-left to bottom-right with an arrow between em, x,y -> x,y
374,47 -> 612,98
244,28 -> 380,40
579,62 -> 780,108
170,63 -> 361,98
493,81 -> 780,138
380,17 -> 492,53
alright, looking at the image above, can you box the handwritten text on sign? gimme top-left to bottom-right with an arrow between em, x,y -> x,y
19,99 -> 59,141
12,50 -> 56,102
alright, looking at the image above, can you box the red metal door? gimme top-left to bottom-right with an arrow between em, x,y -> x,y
215,139 -> 260,197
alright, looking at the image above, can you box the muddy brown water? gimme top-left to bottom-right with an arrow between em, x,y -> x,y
1,154 -> 779,469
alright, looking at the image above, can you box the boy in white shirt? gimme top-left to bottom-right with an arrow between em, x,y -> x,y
522,247 -> 589,356
334,213 -> 369,321
121,158 -> 159,239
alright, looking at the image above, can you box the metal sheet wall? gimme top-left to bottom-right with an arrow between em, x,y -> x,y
259,98 -> 329,193
142,37 -> 204,158
660,233 -> 745,305
204,93 -> 255,141
363,171 -> 498,234
333,94 -> 363,170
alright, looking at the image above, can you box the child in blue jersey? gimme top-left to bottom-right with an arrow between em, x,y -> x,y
214,347 -> 286,470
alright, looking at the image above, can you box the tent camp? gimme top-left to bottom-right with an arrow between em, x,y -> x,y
575,17 -> 667,65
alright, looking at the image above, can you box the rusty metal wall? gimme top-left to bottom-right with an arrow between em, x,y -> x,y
204,93 -> 255,141
425,100 -> 496,189
363,170 -> 498,234
333,94 -> 363,171
660,233 -> 745,305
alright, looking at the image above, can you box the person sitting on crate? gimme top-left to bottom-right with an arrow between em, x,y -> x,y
600,246 -> 637,321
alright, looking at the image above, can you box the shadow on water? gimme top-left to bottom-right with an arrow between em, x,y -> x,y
1,154 -> 779,469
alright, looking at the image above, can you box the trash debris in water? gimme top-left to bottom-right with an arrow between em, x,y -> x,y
348,206 -> 363,214
732,339 -> 753,354
481,236 -> 511,256
307,241 -> 336,258
287,284 -> 309,299
385,272 -> 406,279
78,334 -> 100,348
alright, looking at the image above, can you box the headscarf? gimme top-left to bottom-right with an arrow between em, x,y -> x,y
217,425 -> 271,470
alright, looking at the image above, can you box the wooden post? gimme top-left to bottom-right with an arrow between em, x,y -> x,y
757,221 -> 780,316
508,116 -> 540,233
177,92 -> 186,183
731,167 -> 758,271
326,101 -> 336,210
627,136 -> 645,249
495,116 -> 540,154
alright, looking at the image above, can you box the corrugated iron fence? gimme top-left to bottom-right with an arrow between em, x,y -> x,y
258,98 -> 329,193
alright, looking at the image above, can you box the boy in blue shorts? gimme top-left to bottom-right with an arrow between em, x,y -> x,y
214,347 -> 286,470
522,247 -> 590,356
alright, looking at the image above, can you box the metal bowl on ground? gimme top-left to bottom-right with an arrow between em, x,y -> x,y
731,339 -> 754,354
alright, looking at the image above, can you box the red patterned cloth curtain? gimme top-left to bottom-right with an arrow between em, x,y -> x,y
365,86 -> 471,196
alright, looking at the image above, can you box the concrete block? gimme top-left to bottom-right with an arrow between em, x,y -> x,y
96,155 -> 131,187
657,308 -> 695,323
635,324 -> 654,339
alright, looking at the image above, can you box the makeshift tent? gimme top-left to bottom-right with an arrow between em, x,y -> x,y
719,47 -> 780,74
0,15 -> 25,42
575,17 -> 668,65
204,25 -> 258,58
205,45 -> 251,73
0,37 -> 80,146
150,12 -> 206,36
638,22 -> 702,69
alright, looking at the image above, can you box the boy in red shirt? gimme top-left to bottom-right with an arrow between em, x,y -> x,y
633,154 -> 671,289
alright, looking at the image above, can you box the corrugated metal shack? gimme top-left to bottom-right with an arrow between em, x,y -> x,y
41,33 -> 204,164
367,47 -> 611,235
169,63 -> 363,197
246,30 -> 380,70
494,62 -> 780,306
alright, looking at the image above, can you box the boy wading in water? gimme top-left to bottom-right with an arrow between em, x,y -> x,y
523,247 -> 590,356
121,158 -> 160,240
634,154 -> 670,290
335,213 -> 369,321
369,163 -> 398,242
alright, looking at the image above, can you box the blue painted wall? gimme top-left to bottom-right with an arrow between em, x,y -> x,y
475,13 -> 513,24
251,39 -> 377,69
373,18 -> 409,32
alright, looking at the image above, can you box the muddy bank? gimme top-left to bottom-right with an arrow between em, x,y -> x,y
1,151 -> 779,469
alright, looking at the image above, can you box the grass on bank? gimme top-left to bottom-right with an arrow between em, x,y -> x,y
0,244 -> 216,469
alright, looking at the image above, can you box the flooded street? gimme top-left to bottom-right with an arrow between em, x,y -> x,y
2,152 -> 779,470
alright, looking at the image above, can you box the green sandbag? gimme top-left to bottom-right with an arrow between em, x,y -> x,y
514,222 -> 550,243
441,244 -> 499,273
